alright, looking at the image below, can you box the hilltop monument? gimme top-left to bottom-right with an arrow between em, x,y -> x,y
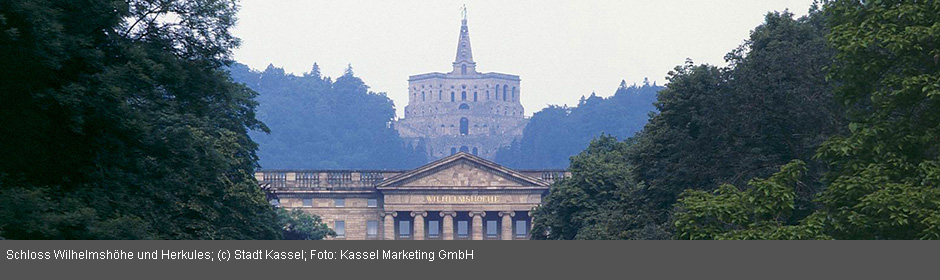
394,8 -> 527,161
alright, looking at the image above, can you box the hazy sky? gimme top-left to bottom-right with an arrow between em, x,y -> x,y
231,0 -> 815,118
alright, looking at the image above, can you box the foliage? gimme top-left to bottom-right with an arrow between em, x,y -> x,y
228,63 -> 427,169
674,160 -> 830,239
277,208 -> 335,240
0,0 -> 279,239
530,135 -> 662,239
494,81 -> 660,169
623,10 -> 841,238
810,0 -> 940,239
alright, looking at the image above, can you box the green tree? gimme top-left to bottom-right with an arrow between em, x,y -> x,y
625,10 -> 840,238
277,209 -> 336,240
530,135 -> 655,239
810,0 -> 940,239
0,0 -> 279,239
674,160 -> 830,239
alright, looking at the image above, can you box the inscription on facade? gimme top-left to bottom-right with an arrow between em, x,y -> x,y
425,195 -> 500,203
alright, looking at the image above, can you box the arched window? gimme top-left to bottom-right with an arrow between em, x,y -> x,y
459,146 -> 469,153
461,91 -> 466,101
495,84 -> 500,100
472,147 -> 478,155
451,92 -> 455,102
459,117 -> 469,135
486,91 -> 490,100
439,91 -> 442,101
503,85 -> 508,101
422,91 -> 425,101
451,147 -> 457,155
473,92 -> 478,102
461,64 -> 467,75
459,103 -> 470,110
512,87 -> 516,101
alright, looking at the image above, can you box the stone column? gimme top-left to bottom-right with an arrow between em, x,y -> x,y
471,211 -> 485,240
412,211 -> 426,240
441,211 -> 455,240
383,212 -> 396,240
500,211 -> 514,240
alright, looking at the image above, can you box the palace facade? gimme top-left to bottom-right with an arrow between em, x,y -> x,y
393,12 -> 527,161
258,153 -> 568,240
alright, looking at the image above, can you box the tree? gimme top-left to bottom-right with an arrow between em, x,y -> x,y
530,135 -> 658,239
277,209 -> 335,240
674,160 -> 830,240
0,0 -> 279,239
625,10 -> 840,238
810,0 -> 940,239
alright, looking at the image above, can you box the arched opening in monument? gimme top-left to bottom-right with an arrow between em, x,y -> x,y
450,147 -> 457,155
451,92 -> 455,102
472,147 -> 478,155
473,92 -> 478,102
461,91 -> 466,101
459,103 -> 469,110
503,85 -> 508,101
459,146 -> 469,153
459,117 -> 469,135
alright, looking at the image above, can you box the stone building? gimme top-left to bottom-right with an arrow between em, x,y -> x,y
258,152 -> 568,240
394,12 -> 527,161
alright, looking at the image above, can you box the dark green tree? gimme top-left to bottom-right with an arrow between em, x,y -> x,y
530,135 -> 656,239
277,209 -> 335,240
0,0 -> 279,239
625,10 -> 841,238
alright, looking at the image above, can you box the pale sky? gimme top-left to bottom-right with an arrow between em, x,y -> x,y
231,0 -> 815,118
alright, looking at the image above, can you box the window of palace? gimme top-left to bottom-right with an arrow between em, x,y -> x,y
334,198 -> 344,207
399,220 -> 411,239
457,220 -> 469,239
428,220 -> 440,239
335,220 -> 345,238
367,198 -> 377,208
461,91 -> 466,101
422,91 -> 425,101
451,92 -> 455,102
460,118 -> 469,135
503,85 -> 508,101
367,221 -> 378,239
302,198 -> 312,207
486,220 -> 498,239
474,92 -> 478,102
516,220 -> 527,238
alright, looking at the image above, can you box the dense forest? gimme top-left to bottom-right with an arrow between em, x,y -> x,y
494,81 -> 660,169
532,1 -> 940,240
227,63 -> 426,170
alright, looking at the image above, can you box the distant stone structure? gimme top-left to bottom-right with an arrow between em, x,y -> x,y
394,12 -> 527,161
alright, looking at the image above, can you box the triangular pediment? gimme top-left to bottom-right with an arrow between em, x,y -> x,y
377,153 -> 548,189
